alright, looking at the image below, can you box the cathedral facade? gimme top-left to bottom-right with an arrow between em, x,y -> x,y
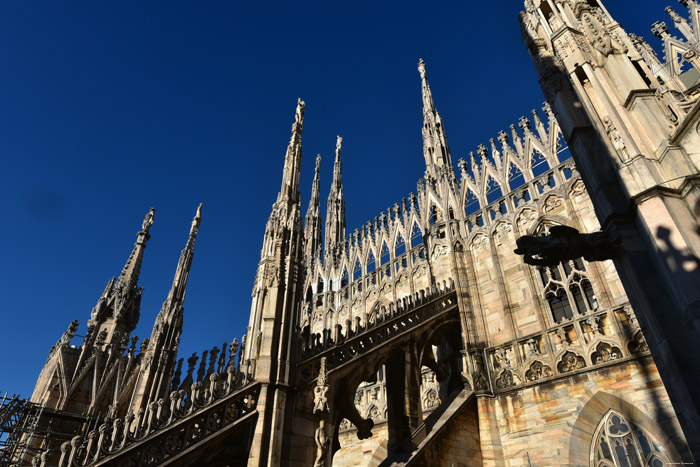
5,0 -> 700,466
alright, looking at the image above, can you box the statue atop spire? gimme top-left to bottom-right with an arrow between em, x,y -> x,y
279,99 -> 306,203
336,135 -> 343,159
295,97 -> 305,129
142,208 -> 155,234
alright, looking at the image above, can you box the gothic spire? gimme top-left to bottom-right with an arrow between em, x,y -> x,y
90,208 -> 154,334
325,136 -> 346,258
114,208 -> 154,296
163,203 -> 202,313
278,98 -> 305,204
130,204 -> 202,412
418,59 -> 452,176
304,154 -> 323,263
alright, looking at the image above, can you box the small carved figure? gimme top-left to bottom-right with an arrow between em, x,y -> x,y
514,225 -> 622,267
313,357 -> 330,414
603,116 -> 630,160
142,208 -> 155,232
295,98 -> 305,126
314,420 -> 330,467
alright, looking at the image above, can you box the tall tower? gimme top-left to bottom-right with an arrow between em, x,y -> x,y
129,204 -> 202,414
521,0 -> 700,459
245,99 -> 306,467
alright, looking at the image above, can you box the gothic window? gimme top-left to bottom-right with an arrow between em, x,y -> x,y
535,224 -> 599,323
591,411 -> 669,467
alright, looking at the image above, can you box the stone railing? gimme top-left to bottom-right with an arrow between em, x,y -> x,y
481,304 -> 649,393
297,279 -> 458,387
34,359 -> 256,466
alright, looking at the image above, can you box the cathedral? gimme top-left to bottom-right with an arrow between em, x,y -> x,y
2,0 -> 700,465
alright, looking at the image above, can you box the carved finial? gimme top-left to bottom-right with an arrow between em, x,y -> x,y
295,98 -> 305,128
652,21 -> 669,38
666,6 -> 683,22
142,208 -> 155,234
418,58 -> 427,79
315,154 -> 321,171
189,204 -> 203,239
518,116 -> 531,132
336,136 -> 343,159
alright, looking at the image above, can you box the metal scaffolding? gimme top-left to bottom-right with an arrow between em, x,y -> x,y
0,393 -> 95,467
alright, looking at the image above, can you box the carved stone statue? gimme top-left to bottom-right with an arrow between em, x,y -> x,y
295,98 -> 305,127
314,420 -> 330,467
604,116 -> 630,161
418,58 -> 427,80
142,208 -> 155,233
514,225 -> 623,267
313,357 -> 330,414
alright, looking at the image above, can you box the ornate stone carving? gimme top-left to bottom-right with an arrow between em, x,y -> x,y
543,195 -> 563,212
628,330 -> 649,354
514,225 -> 623,267
603,116 -> 630,161
495,369 -> 519,389
313,357 -> 330,415
557,351 -> 586,373
591,342 -> 622,364
525,361 -> 553,381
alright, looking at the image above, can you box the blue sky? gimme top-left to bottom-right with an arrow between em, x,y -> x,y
0,1 -> 672,397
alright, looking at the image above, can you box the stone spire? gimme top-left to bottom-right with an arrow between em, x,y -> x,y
89,208 -> 155,339
324,136 -> 346,260
304,154 -> 323,264
278,98 -> 305,204
418,59 -> 453,176
130,204 -> 202,412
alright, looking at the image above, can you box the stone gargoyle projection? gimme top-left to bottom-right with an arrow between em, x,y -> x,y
514,225 -> 623,267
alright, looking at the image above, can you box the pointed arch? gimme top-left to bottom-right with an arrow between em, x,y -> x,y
568,391 -> 687,466
411,221 -> 423,247
353,258 -> 362,281
367,249 -> 376,273
395,231 -> 406,257
530,146 -> 551,177
380,241 -> 391,265
507,162 -> 526,190
485,175 -> 503,205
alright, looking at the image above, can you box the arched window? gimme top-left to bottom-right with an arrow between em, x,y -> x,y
591,411 -> 669,467
535,223 -> 599,323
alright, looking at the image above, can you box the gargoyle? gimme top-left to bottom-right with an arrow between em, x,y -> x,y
514,225 -> 622,266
